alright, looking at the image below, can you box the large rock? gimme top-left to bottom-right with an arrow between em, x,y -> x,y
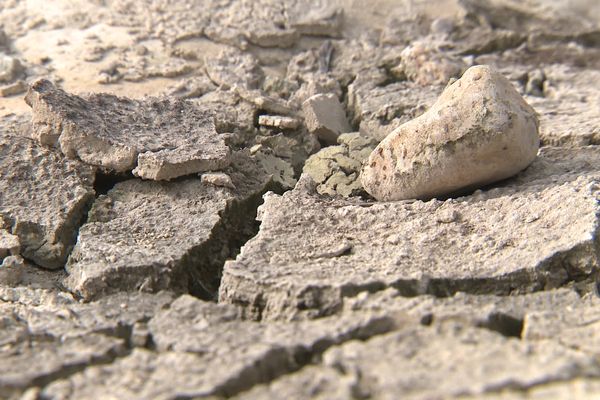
220,146 -> 600,320
361,65 -> 540,201
41,294 -> 398,399
25,79 -> 230,180
0,133 -> 95,269
236,321 -> 600,400
65,152 -> 275,301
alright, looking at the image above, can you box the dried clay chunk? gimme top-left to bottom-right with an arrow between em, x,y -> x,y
25,79 -> 230,180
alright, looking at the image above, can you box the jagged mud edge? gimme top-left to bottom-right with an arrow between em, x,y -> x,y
211,315 -> 397,398
69,180 -> 282,302
186,180 -> 283,300
222,227 -> 600,321
1,317 -> 158,398
11,188 -> 95,270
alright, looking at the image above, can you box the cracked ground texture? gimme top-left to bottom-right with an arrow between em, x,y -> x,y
1,0 -> 600,399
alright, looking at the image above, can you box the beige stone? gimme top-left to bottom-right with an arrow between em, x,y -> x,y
361,65 -> 539,201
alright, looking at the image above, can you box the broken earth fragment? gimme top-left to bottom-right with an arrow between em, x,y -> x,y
0,55 -> 23,83
205,49 -> 264,90
288,4 -> 344,37
0,80 -> 27,97
302,93 -> 352,144
347,80 -> 440,141
25,79 -> 230,180
41,294 -> 397,399
361,65 -> 540,201
0,291 -> 172,398
253,152 -> 297,190
237,321 -> 599,400
0,255 -> 24,286
0,134 -> 95,270
0,229 -> 20,259
65,152 -> 274,301
399,40 -> 466,86
201,172 -> 236,189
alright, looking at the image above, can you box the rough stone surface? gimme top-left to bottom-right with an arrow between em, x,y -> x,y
0,133 -> 95,269
25,79 -> 230,180
65,152 -> 275,301
362,65 -> 540,201
522,292 -> 600,355
221,146 -> 600,320
0,290 -> 172,399
526,65 -> 600,147
237,321 -> 600,400
41,294 -> 399,399
302,93 -> 351,144
303,132 -> 378,197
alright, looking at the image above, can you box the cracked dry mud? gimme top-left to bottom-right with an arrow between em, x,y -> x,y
1,0 -> 600,399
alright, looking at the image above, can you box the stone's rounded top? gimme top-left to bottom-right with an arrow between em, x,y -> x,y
465,64 -> 488,80
361,65 -> 540,202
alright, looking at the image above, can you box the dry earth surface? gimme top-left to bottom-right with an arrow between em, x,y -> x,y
1,0 -> 600,399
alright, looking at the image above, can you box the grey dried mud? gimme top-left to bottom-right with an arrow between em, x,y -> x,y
65,152 -> 279,301
220,147 -> 600,320
25,79 -> 230,181
0,133 -> 95,270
